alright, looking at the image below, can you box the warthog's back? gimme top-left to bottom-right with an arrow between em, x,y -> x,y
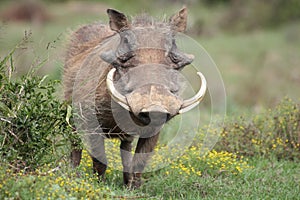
63,23 -> 115,101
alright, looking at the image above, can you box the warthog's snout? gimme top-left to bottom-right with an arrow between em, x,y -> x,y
138,105 -> 171,126
124,84 -> 182,125
137,110 -> 171,126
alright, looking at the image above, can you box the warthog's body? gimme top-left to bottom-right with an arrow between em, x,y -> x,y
63,8 -> 206,188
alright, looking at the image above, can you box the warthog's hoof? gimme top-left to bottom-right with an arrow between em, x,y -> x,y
126,173 -> 143,190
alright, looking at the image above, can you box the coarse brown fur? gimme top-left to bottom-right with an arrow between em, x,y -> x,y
64,23 -> 115,101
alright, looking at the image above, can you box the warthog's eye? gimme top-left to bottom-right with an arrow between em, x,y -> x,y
100,31 -> 136,68
169,50 -> 194,69
168,40 -> 194,69
170,88 -> 179,94
116,30 -> 137,64
117,51 -> 135,63
169,51 -> 181,64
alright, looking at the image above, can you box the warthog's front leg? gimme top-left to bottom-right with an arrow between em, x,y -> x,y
89,135 -> 107,181
120,136 -> 134,186
129,133 -> 160,189
70,143 -> 82,168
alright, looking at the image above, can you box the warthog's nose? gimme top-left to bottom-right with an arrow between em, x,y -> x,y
137,111 -> 171,126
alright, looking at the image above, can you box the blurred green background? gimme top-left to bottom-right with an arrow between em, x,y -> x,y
1,0 -> 300,112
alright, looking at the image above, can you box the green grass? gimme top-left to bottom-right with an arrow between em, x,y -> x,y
138,158 -> 300,199
198,24 -> 300,108
1,150 -> 299,199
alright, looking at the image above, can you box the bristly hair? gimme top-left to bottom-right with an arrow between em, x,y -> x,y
131,13 -> 170,29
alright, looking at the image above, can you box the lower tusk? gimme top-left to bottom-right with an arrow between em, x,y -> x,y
178,71 -> 207,114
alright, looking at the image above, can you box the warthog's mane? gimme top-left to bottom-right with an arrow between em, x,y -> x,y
131,14 -> 171,30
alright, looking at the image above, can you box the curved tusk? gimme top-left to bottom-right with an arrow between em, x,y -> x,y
106,68 -> 130,111
179,71 -> 207,114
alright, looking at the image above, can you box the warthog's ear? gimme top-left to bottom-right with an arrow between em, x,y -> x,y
169,7 -> 188,32
107,9 -> 130,32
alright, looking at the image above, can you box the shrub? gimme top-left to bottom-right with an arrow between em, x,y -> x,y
214,97 -> 300,159
0,47 -> 75,170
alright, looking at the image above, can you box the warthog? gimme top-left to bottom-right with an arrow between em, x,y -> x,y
63,7 -> 206,188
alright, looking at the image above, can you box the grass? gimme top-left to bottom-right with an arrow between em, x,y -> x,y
198,24 -> 300,108
0,149 -> 299,199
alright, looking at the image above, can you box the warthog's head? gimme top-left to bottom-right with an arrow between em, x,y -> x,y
101,8 -> 206,126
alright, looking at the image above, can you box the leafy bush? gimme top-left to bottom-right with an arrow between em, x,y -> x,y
214,97 -> 300,159
0,48 -> 74,170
